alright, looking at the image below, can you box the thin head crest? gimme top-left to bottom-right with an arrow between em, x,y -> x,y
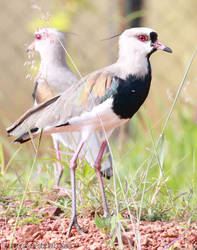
100,33 -> 121,41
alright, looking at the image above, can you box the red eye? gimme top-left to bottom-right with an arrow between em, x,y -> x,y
137,34 -> 148,42
35,34 -> 42,40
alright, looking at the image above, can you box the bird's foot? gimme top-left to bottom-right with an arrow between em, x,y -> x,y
67,216 -> 87,237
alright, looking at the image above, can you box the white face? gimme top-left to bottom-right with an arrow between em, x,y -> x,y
116,27 -> 172,78
27,28 -> 65,54
119,27 -> 158,57
119,27 -> 172,58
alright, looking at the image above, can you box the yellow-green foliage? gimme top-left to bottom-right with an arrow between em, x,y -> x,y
28,0 -> 90,32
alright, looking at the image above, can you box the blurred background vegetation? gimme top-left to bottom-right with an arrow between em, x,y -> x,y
1,0 -> 197,223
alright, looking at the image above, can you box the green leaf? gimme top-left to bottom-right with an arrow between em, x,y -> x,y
94,213 -> 111,234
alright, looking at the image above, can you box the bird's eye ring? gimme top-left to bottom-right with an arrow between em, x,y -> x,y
137,34 -> 148,42
35,34 -> 42,40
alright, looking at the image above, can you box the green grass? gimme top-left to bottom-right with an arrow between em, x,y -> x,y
114,106 -> 197,215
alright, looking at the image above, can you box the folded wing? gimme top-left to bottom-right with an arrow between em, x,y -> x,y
7,69 -> 117,140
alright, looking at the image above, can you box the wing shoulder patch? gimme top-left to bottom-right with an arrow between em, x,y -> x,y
80,71 -> 114,104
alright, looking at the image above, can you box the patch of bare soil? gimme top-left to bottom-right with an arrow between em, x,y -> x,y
0,213 -> 197,249
0,215 -> 111,249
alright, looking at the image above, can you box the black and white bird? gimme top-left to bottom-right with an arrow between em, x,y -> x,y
26,27 -> 112,186
7,27 -> 172,236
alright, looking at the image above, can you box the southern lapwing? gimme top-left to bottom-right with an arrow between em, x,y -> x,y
26,27 -> 113,186
7,27 -> 172,236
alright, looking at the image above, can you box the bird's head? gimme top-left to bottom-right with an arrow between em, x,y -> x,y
119,27 -> 172,59
26,27 -> 66,56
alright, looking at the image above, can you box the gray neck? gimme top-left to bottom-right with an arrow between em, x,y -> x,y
39,46 -> 67,77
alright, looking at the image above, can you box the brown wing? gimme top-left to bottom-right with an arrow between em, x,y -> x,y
35,80 -> 59,104
79,71 -> 113,104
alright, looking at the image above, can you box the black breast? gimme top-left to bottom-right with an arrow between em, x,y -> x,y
112,62 -> 152,119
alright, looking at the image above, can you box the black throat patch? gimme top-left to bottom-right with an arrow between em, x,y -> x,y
147,31 -> 158,58
150,32 -> 158,43
112,59 -> 152,119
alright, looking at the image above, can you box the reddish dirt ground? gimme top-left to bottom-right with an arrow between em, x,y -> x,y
1,213 -> 197,249
0,195 -> 197,249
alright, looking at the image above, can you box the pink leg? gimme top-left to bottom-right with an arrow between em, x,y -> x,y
94,140 -> 109,217
67,140 -> 86,237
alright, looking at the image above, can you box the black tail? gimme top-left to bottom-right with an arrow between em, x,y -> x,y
14,128 -> 39,144
101,167 -> 113,179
